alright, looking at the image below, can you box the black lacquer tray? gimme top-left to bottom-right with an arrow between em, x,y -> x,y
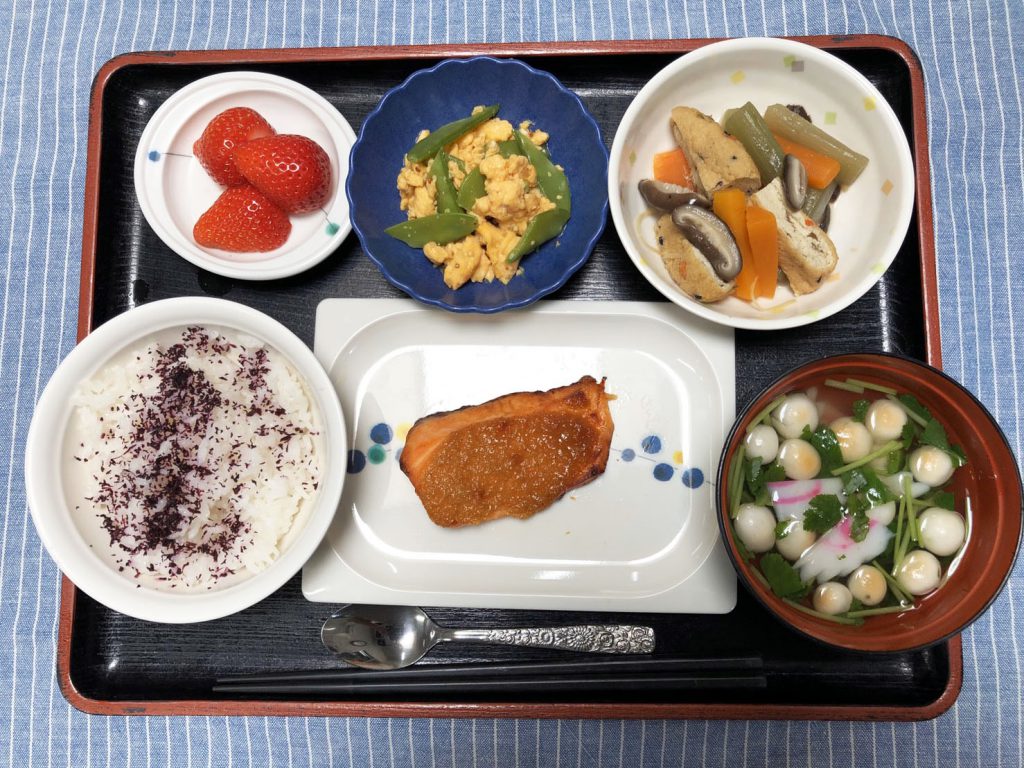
62,36 -> 957,719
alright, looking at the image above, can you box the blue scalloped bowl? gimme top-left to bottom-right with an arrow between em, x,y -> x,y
346,57 -> 609,313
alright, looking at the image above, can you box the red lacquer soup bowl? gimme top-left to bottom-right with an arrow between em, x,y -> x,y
717,353 -> 1022,653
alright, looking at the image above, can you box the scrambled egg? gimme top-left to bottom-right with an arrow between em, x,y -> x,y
397,108 -> 554,290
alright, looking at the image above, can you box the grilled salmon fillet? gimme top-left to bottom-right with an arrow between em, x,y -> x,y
399,376 -> 614,528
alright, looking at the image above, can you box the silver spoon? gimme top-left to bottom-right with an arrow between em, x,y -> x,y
321,604 -> 656,670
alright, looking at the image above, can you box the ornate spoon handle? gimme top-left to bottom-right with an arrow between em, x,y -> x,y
443,625 -> 655,654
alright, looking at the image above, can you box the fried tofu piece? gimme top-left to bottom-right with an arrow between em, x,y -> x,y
670,106 -> 760,196
749,178 -> 838,295
655,214 -> 735,303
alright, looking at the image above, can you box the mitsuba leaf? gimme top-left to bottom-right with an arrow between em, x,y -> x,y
846,492 -> 869,515
745,457 -> 764,496
844,467 -> 895,509
760,553 -> 809,598
948,444 -> 968,468
801,425 -> 845,476
926,490 -> 957,510
775,519 -> 796,540
884,448 -> 904,476
900,421 -> 917,450
852,399 -> 870,423
843,468 -> 867,495
920,419 -> 950,451
803,494 -> 843,534
864,469 -> 896,506
898,393 -> 934,422
753,462 -> 786,506
850,506 -> 870,543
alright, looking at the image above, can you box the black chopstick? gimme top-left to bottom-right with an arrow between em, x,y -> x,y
215,655 -> 763,686
213,673 -> 767,696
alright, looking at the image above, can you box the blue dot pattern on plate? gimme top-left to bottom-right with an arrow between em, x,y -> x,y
349,423 -> 398,472
641,435 -> 662,454
347,449 -> 366,474
370,423 -> 393,445
681,467 -> 705,489
616,438 -> 703,489
653,463 -> 674,481
148,150 -> 160,161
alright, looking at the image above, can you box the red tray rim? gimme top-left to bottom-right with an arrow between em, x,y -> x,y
64,33 -> 957,720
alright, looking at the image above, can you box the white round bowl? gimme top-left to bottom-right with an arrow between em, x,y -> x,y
25,298 -> 346,623
134,71 -> 356,281
608,37 -> 915,330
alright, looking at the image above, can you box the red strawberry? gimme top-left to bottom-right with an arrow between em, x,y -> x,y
193,107 -> 275,187
193,185 -> 291,252
233,134 -> 332,214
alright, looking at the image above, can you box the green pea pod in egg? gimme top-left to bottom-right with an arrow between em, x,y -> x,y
506,208 -> 570,263
497,139 -> 523,158
429,152 -> 460,214
406,105 -> 501,163
456,167 -> 486,212
385,213 -> 478,248
515,130 -> 571,212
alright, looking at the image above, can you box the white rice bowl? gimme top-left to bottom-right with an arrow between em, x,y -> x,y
25,298 -> 346,623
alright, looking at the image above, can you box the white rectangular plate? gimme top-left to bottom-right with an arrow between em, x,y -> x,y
302,299 -> 737,613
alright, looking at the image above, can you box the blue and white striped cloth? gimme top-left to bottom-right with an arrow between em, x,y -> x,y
1,1 -> 1021,765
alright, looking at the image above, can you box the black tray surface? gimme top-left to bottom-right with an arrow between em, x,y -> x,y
73,47 -> 943,708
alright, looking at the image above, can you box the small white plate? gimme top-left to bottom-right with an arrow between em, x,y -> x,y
134,71 -> 355,281
609,38 -> 915,330
302,299 -> 737,613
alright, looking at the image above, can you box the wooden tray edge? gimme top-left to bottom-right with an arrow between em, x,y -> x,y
62,33 -> 960,721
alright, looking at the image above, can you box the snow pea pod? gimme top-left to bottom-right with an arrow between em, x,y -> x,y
515,130 -> 571,212
505,207 -> 570,263
497,139 -> 523,158
406,105 -> 501,163
429,152 -> 460,214
385,213 -> 477,248
456,166 -> 486,212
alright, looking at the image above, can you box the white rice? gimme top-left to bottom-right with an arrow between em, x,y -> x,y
64,325 -> 322,592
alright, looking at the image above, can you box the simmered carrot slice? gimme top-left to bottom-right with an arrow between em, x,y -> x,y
746,205 -> 779,300
772,133 -> 842,189
712,188 -> 756,302
652,148 -> 694,189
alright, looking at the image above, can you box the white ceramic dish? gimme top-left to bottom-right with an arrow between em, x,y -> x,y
134,71 -> 356,281
302,299 -> 737,613
608,37 -> 915,330
25,298 -> 347,623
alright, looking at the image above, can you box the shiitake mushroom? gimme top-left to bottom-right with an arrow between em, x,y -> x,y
782,154 -> 808,210
638,179 -> 710,211
670,205 -> 742,281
